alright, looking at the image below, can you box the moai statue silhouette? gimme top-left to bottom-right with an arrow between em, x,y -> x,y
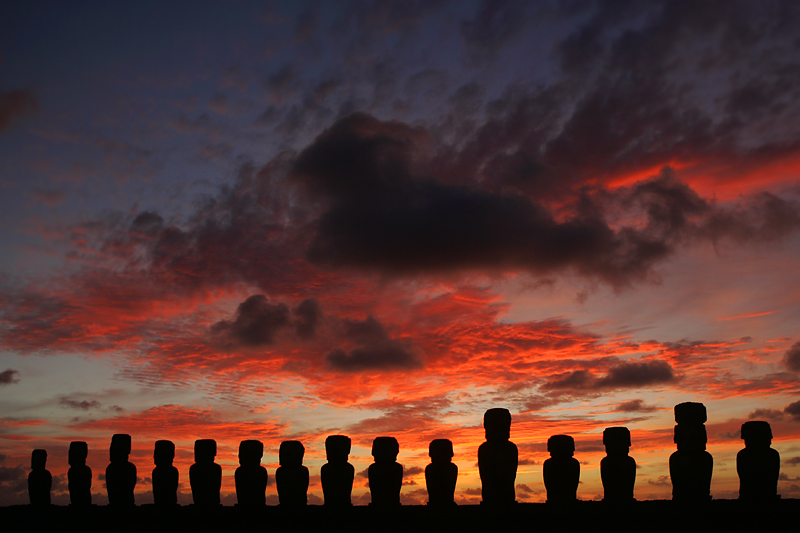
190,439 -> 221,507
425,439 -> 457,507
276,440 -> 309,506
152,440 -> 178,506
28,449 -> 52,505
368,436 -> 403,507
601,427 -> 636,502
235,440 -> 268,506
321,435 -> 354,507
478,408 -> 518,505
670,402 -> 713,502
737,421 -> 780,501
68,441 -> 92,505
106,433 -> 136,506
543,435 -> 580,504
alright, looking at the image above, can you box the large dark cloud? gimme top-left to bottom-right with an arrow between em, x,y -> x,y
543,360 -> 676,390
59,397 -> 101,411
0,90 -> 38,133
294,298 -> 322,339
785,400 -> 800,422
325,316 -> 421,371
212,295 -> 290,347
784,342 -> 800,372
0,369 -> 19,385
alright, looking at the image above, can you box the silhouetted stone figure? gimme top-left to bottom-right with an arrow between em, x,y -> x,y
321,435 -> 354,507
68,441 -> 92,506
543,434 -> 580,504
28,449 -> 52,505
190,439 -> 221,507
106,433 -> 136,506
478,408 -> 517,505
737,421 -> 780,501
601,427 -> 636,502
235,440 -> 268,506
670,402 -> 713,502
368,436 -> 403,507
152,440 -> 178,506
425,439 -> 457,507
276,440 -> 309,506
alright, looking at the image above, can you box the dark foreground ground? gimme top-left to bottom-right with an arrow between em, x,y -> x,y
2,500 -> 798,532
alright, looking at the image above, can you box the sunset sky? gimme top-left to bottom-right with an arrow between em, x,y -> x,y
2,0 -> 800,506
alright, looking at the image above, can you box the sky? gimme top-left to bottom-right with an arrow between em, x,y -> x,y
1,0 -> 800,506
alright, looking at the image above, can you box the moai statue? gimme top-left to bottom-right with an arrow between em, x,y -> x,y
670,402 -> 713,502
543,435 -> 580,504
190,439 -> 222,507
106,433 -> 136,506
28,449 -> 52,505
425,439 -> 457,507
601,427 -> 636,502
276,440 -> 309,506
737,421 -> 780,501
68,441 -> 92,505
478,408 -> 518,505
368,436 -> 403,507
152,440 -> 178,506
321,435 -> 354,507
235,440 -> 268,506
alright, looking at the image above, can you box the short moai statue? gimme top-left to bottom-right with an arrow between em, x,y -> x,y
321,435 -> 354,507
670,402 -> 713,502
28,449 -> 52,505
601,427 -> 636,502
543,435 -> 580,504
106,433 -> 136,506
737,421 -> 780,501
190,439 -> 222,507
68,441 -> 92,505
425,439 -> 457,507
478,408 -> 518,505
152,440 -> 178,506
235,440 -> 268,506
276,440 -> 309,506
368,436 -> 403,507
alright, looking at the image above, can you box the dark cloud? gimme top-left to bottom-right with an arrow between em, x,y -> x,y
747,408 -> 785,421
294,298 -> 322,339
0,90 -> 38,133
211,295 -> 290,347
784,342 -> 800,372
130,211 -> 164,235
325,316 -> 421,371
785,457 -> 800,466
404,466 -> 424,477
543,360 -> 675,390
59,397 -> 101,411
0,369 -> 19,385
614,399 -> 657,413
785,400 -> 800,422
0,465 -> 25,483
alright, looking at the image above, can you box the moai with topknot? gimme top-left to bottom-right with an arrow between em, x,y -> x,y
670,402 -> 713,502
68,441 -> 92,505
235,440 -> 268,506
276,440 -> 309,506
478,408 -> 518,505
425,439 -> 458,507
601,427 -> 636,502
106,433 -> 137,506
152,440 -> 178,506
321,435 -> 354,507
368,436 -> 403,507
190,439 -> 222,507
28,449 -> 52,505
543,435 -> 580,504
737,421 -> 780,501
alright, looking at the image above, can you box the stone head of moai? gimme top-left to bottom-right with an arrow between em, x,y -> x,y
239,440 -> 264,466
69,441 -> 88,467
547,435 -> 575,458
603,427 -> 631,456
154,440 -> 175,466
372,436 -> 399,464
673,424 -> 707,452
194,439 -> 217,463
31,449 -> 47,470
429,439 -> 454,463
741,421 -> 772,449
484,408 -> 512,442
279,440 -> 305,467
325,435 -> 351,463
110,433 -> 132,463
674,402 -> 707,425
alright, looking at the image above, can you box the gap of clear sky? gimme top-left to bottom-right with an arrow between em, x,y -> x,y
1,0 -> 800,505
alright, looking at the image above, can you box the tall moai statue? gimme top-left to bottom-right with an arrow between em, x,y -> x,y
737,421 -> 780,501
152,440 -> 178,506
601,427 -> 636,502
425,439 -> 457,507
190,439 -> 221,507
368,436 -> 403,507
321,435 -> 354,507
276,440 -> 309,506
670,402 -> 713,502
106,433 -> 136,506
543,434 -> 580,504
68,441 -> 92,505
478,408 -> 518,505
235,440 -> 268,506
28,449 -> 52,505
